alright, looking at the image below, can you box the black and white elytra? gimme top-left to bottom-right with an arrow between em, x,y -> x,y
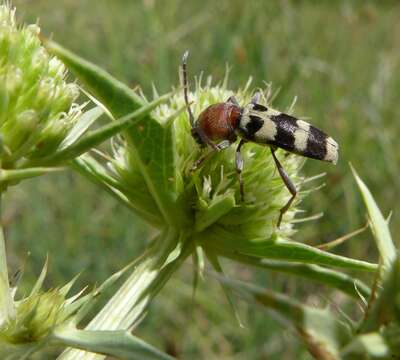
181,51 -> 339,227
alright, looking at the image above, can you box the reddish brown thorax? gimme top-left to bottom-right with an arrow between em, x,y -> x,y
196,103 -> 242,142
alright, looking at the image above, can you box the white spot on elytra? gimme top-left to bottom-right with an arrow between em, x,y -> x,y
239,113 -> 251,129
255,118 -> 277,141
294,120 -> 310,151
324,137 -> 339,164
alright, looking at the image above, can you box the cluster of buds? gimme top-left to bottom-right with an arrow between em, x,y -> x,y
0,4 -> 82,168
0,283 -> 78,356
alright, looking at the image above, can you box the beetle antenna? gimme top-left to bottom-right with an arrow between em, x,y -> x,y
182,50 -> 195,128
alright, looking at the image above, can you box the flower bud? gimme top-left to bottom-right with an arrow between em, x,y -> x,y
3,110 -> 39,152
48,57 -> 65,79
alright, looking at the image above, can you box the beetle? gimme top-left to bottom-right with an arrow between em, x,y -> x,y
181,51 -> 339,227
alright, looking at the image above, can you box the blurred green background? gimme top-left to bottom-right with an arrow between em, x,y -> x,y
7,0 -> 400,358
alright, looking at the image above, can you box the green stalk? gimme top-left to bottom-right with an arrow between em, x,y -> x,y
0,167 -> 64,184
59,229 -> 193,360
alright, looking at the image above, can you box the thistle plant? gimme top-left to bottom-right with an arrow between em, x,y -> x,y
39,38 -> 394,360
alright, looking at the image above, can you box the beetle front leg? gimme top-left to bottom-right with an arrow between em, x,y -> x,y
270,148 -> 297,227
193,127 -> 220,150
191,140 -> 231,171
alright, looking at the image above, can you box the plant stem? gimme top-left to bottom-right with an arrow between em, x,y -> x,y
0,188 -> 15,324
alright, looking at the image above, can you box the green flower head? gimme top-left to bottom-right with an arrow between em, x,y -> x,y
108,78 -> 304,252
0,3 -> 82,166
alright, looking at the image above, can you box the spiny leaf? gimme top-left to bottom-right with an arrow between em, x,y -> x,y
53,328 -> 173,360
205,251 -> 244,327
78,259 -> 140,325
351,165 -> 396,273
59,107 -> 104,150
226,252 -> 371,299
360,255 -> 400,333
44,40 -> 145,117
202,226 -> 377,272
45,40 -> 184,228
124,115 -> 183,227
25,92 -> 172,168
29,256 -> 49,297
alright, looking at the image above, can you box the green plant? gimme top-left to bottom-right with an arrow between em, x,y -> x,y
43,35 -> 381,360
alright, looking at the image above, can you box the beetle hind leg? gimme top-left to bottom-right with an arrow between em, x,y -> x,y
270,148 -> 297,228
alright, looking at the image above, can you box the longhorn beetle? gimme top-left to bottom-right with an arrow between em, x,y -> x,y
181,51 -> 339,227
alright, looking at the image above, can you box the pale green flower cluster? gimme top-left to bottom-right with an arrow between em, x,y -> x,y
0,4 -> 82,166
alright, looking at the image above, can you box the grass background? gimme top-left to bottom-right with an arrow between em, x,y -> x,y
6,0 -> 400,358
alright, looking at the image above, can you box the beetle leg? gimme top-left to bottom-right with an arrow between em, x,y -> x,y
191,140 -> 231,171
216,140 -> 232,150
270,148 -> 297,227
235,139 -> 246,201
181,51 -> 196,128
226,96 -> 240,106
193,127 -> 219,150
